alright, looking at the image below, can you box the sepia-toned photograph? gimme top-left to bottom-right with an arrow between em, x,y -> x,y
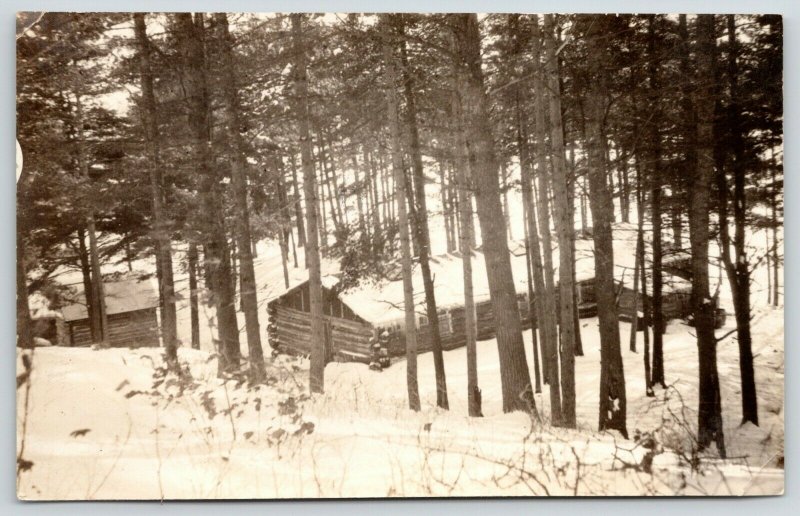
15,11 -> 783,499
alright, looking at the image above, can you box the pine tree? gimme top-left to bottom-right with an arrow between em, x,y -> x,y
693,13 -> 727,457
291,14 -> 325,394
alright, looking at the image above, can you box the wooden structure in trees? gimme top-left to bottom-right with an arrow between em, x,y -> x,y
61,278 -> 161,348
267,223 -> 692,368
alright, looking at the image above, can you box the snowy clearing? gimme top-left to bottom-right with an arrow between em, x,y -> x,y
16,307 -> 783,499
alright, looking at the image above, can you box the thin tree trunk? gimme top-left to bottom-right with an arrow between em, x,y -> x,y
134,13 -> 178,365
450,50 -> 482,416
440,158 -> 456,253
543,13 -> 576,427
397,17 -> 448,409
383,31 -> 421,411
451,13 -> 536,415
292,14 -> 325,394
188,243 -> 200,349
531,30 -> 562,417
647,15 -> 666,389
289,153 -> 306,249
569,142 -> 584,357
74,91 -> 108,344
723,14 -> 758,425
522,199 -> 542,393
76,229 -> 96,343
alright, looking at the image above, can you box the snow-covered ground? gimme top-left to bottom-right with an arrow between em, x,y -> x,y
16,303 -> 783,499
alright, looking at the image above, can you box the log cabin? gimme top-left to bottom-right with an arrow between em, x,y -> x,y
61,278 -> 161,348
266,223 -> 692,369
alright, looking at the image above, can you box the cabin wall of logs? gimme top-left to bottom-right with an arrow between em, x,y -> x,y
67,307 -> 160,348
267,283 -> 390,370
267,278 -> 691,370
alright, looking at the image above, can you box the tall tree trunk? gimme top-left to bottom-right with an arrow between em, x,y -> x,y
450,49 -> 482,416
188,243 -> 200,349
214,12 -> 266,383
693,14 -> 726,457
451,13 -> 536,415
647,15 -> 666,389
177,13 -> 240,372
543,13 -> 576,427
134,13 -> 178,366
530,31 -> 562,417
582,14 -> 627,438
289,154 -> 306,250
74,91 -> 108,344
516,96 -> 551,390
86,214 -> 108,343
726,15 -> 758,426
397,16 -> 448,409
383,31 -> 420,411
440,159 -> 456,253
291,14 -> 325,394
568,142 -> 584,357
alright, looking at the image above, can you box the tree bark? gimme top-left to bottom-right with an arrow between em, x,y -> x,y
646,15 -> 666,389
451,13 -> 536,414
134,13 -> 178,365
543,13 -> 576,427
397,16 -> 448,409
723,14 -> 758,426
214,12 -> 266,383
291,14 -> 325,394
582,14 -> 627,438
450,45 -> 482,416
177,13 -> 240,372
289,154 -> 306,250
693,14 -> 726,457
383,29 -> 421,411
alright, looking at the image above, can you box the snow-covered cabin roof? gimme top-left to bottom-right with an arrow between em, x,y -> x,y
61,278 -> 160,322
271,222 -> 690,328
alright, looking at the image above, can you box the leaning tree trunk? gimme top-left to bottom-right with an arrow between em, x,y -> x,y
451,13 -> 536,415
292,14 -> 325,394
134,13 -> 178,366
693,14 -> 727,457
582,14 -> 627,438
397,19 -> 449,409
383,32 -> 421,411
543,13 -> 577,428
214,12 -> 266,384
531,47 -> 562,410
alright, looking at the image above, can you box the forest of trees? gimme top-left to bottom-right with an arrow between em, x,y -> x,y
17,13 -> 782,456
